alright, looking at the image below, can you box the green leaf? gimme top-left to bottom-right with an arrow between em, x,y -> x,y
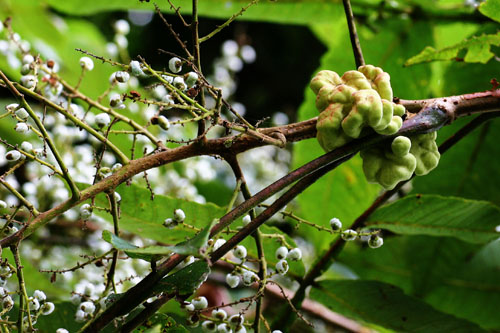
366,195 -> 500,243
93,183 -> 226,245
166,219 -> 217,256
405,32 -> 500,65
34,301 -> 83,331
339,236 -> 500,330
152,260 -> 210,297
45,0 -> 344,25
479,0 -> 500,23
102,230 -> 158,261
311,280 -> 486,332
424,239 -> 500,330
134,313 -> 189,333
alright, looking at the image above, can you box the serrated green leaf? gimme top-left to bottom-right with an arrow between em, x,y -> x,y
479,0 -> 500,23
339,236 -> 500,330
405,32 -> 500,65
152,260 -> 210,297
366,195 -> 500,243
311,280 -> 486,332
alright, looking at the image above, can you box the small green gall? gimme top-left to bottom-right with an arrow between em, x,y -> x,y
410,132 -> 440,176
391,136 -> 412,157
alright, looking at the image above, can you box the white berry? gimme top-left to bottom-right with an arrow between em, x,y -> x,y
80,301 -> 95,314
228,314 -> 244,328
275,259 -> 289,275
368,235 -> 384,249
213,238 -> 226,251
201,320 -> 217,332
95,113 -> 111,128
341,229 -> 358,241
330,217 -> 342,231
192,296 -> 208,310
20,141 -> 33,152
129,60 -> 145,76
233,245 -> 247,259
20,75 -> 37,89
212,308 -> 227,320
217,323 -> 231,333
226,273 -> 240,288
169,57 -> 182,73
79,57 -> 94,71
275,246 -> 288,260
15,108 -> 29,120
173,208 -> 185,222
163,217 -> 176,229
185,71 -> 199,88
41,302 -> 55,315
242,215 -> 251,225
184,302 -> 195,312
287,248 -> 302,261
158,115 -> 170,131
114,71 -> 130,83
242,271 -> 259,286
15,122 -> 29,133
6,150 -> 21,161
173,76 -> 187,91
114,20 -> 130,35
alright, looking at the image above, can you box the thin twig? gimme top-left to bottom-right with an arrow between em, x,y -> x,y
342,0 -> 365,68
199,0 -> 259,43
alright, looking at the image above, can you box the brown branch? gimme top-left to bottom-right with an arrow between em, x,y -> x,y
343,0 -> 364,68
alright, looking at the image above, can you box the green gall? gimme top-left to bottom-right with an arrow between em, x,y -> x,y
310,70 -> 342,94
316,103 -> 353,151
410,132 -> 440,176
360,143 -> 416,190
391,136 -> 411,157
341,70 -> 371,90
341,89 -> 383,138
